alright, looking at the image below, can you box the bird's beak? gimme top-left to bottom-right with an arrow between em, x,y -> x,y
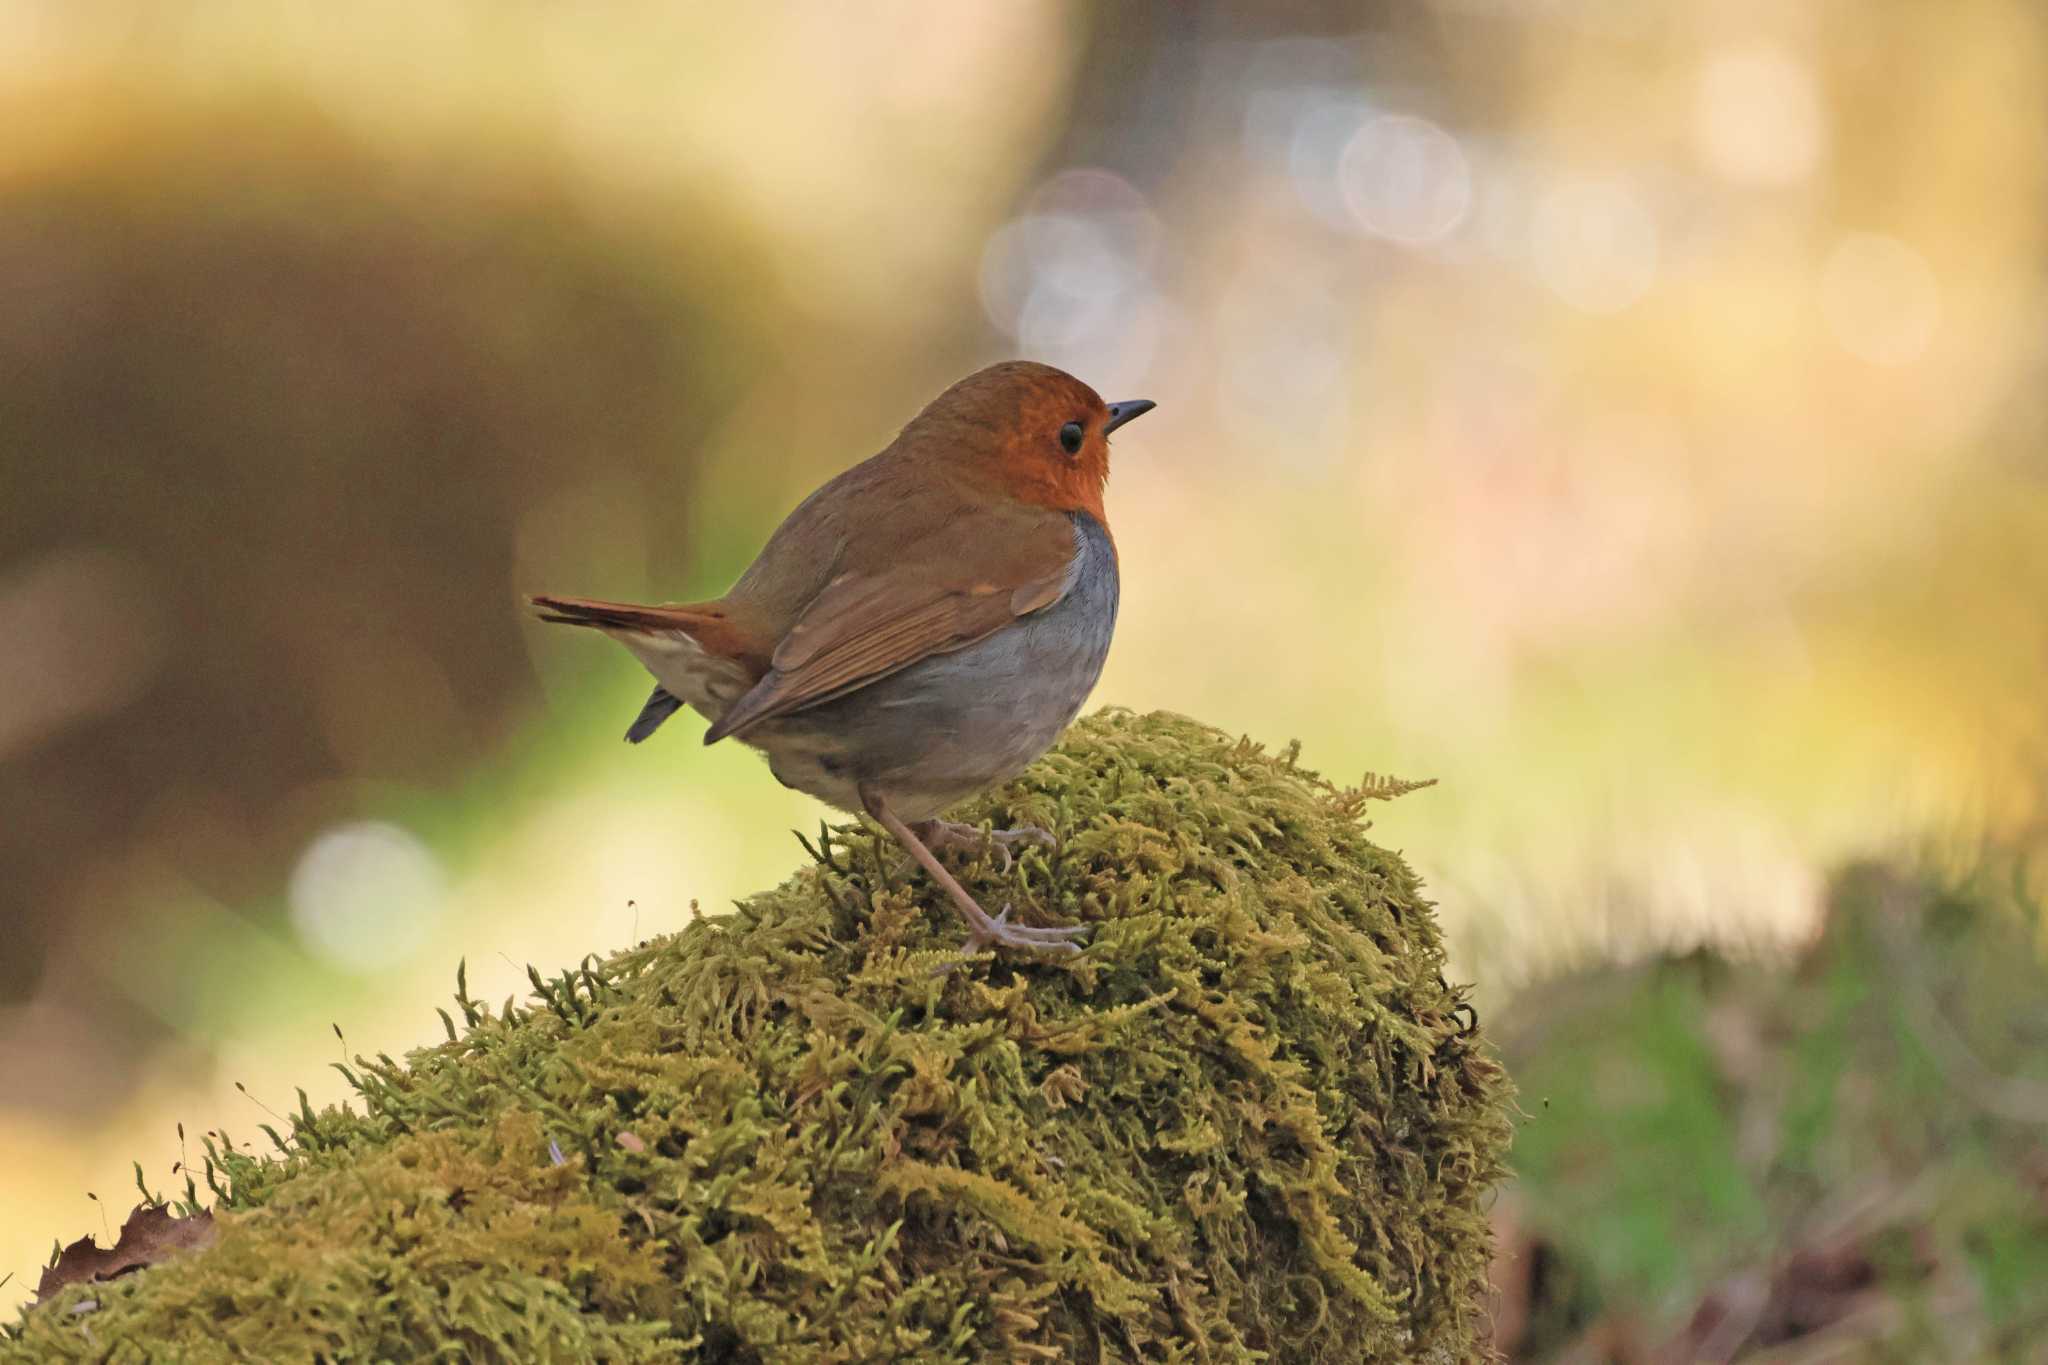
1103,399 -> 1156,436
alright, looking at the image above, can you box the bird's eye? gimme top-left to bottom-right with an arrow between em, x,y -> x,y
1058,421 -> 1085,455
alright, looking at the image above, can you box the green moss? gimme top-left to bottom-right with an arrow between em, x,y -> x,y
7,710 -> 1511,1362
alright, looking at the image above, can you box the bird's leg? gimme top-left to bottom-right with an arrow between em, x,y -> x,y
910,818 -> 1057,874
863,787 -> 1087,955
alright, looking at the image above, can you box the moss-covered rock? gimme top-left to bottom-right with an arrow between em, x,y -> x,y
7,711 -> 1511,1362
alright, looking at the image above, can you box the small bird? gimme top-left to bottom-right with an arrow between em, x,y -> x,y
532,361 -> 1153,954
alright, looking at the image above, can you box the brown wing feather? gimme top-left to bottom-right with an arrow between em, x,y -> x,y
703,509 -> 1077,744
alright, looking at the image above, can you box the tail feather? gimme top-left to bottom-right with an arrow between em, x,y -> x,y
624,686 -> 684,743
529,591 -> 773,680
530,594 -> 716,634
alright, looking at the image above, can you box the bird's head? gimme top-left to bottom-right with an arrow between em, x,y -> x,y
903,360 -> 1154,523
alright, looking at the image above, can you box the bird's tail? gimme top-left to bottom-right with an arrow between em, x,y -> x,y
530,594 -> 711,633
529,594 -> 769,675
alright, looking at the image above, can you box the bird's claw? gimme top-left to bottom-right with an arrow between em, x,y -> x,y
962,902 -> 1089,956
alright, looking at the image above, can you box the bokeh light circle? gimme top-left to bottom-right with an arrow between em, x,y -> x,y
288,821 -> 446,973
977,167 -> 1162,378
1818,232 -> 1940,366
1530,180 -> 1661,314
1693,45 -> 1829,186
1338,113 -> 1472,245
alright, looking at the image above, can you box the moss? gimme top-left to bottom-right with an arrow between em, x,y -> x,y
7,710 -> 1511,1362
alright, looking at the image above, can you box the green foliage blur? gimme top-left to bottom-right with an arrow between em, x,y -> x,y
1496,863 -> 2048,1357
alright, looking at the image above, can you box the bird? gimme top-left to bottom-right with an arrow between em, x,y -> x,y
531,361 -> 1154,955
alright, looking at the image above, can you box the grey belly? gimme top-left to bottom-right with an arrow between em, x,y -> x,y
747,513 -> 1118,821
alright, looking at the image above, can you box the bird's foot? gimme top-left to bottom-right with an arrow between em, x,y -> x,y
862,787 -> 1083,967
960,901 -> 1089,956
914,819 -> 1057,874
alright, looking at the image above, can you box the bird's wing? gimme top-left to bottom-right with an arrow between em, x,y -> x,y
703,503 -> 1079,744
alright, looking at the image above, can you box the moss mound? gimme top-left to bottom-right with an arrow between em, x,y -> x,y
8,710 -> 1511,1362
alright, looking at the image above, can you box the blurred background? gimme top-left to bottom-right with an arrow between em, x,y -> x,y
5,2 -> 2047,1355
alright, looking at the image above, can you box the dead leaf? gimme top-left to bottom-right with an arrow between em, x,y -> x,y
34,1204 -> 217,1302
